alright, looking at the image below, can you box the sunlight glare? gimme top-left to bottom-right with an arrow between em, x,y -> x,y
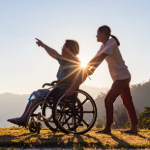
81,61 -> 87,68
78,56 -> 88,68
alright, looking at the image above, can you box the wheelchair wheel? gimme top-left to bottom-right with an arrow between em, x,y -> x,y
53,89 -> 97,134
42,102 -> 59,132
54,97 -> 83,133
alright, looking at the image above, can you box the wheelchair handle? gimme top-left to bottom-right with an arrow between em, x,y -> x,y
42,81 -> 58,88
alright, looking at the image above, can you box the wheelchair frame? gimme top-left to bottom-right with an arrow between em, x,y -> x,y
26,82 -> 97,134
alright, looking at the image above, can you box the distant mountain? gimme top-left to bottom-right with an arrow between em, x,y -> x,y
0,93 -> 29,127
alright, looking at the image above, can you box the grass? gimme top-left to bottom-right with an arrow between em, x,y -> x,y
0,127 -> 150,149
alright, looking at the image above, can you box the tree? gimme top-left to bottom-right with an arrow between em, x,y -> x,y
95,119 -> 105,128
137,107 -> 150,129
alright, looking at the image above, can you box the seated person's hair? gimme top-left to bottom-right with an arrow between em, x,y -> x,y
65,40 -> 79,56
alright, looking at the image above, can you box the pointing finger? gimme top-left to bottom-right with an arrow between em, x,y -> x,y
35,38 -> 40,41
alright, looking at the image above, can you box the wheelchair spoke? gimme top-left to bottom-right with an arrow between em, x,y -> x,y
57,109 -> 71,114
62,115 -> 72,126
57,112 -> 61,116
77,114 -> 89,127
82,118 -> 89,127
58,113 -> 63,122
65,113 -> 71,117
48,116 -> 53,122
67,124 -> 71,130
81,97 -> 88,105
64,114 -> 67,122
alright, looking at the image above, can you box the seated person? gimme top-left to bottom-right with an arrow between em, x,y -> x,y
7,38 -> 83,126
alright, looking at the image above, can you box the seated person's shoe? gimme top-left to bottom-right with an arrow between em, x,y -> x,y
7,118 -> 26,126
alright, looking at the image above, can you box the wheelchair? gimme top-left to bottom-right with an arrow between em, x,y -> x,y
26,81 -> 97,134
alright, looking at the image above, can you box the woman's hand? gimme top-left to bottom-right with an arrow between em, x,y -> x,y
65,87 -> 74,97
35,38 -> 44,47
85,68 -> 94,76
86,69 -> 93,76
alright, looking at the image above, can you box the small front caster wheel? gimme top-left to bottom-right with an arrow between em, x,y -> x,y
29,122 -> 37,133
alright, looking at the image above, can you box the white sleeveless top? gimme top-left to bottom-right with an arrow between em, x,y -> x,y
97,38 -> 131,81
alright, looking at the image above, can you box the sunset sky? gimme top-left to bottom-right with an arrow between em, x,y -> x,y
0,0 -> 150,94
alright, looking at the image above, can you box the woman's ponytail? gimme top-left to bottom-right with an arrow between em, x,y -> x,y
98,25 -> 120,46
110,35 -> 120,46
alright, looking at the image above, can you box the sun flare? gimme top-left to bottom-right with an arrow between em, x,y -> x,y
81,61 -> 87,68
78,56 -> 88,68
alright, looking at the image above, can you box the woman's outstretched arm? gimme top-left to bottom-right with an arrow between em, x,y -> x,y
89,53 -> 108,74
65,53 -> 108,97
86,55 -> 99,69
36,38 -> 59,59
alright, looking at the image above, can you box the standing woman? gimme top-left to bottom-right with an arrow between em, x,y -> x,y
65,25 -> 138,134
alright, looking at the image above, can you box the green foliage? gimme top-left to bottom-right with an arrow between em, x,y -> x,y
124,107 -> 150,130
137,107 -> 150,129
124,120 -> 131,129
94,119 -> 105,128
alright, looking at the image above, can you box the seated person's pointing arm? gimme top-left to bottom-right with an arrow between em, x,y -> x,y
36,38 -> 59,59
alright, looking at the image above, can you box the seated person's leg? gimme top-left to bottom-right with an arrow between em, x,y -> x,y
7,89 -> 50,126
20,101 -> 31,117
7,88 -> 68,126
7,101 -> 40,126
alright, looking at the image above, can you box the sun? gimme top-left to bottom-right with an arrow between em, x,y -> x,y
81,61 -> 87,68
78,57 -> 88,68
78,55 -> 89,68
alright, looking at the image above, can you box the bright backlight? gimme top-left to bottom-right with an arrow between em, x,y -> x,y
79,56 -> 88,68
81,61 -> 87,68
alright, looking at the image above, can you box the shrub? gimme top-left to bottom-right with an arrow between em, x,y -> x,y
95,119 -> 105,128
137,107 -> 150,129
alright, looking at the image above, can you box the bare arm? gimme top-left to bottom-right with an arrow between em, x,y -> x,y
86,55 -> 99,69
35,38 -> 59,59
90,53 -> 108,74
70,69 -> 87,89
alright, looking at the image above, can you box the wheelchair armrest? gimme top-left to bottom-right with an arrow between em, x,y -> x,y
42,81 -> 58,88
42,80 -> 69,88
50,81 -> 59,86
